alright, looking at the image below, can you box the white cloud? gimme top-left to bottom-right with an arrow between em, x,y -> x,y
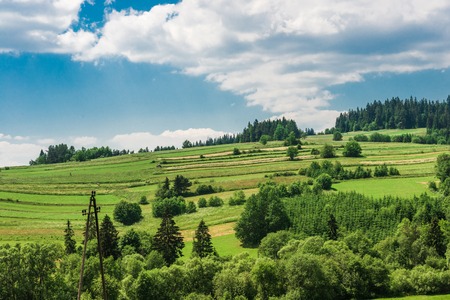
3,0 -> 450,129
0,0 -> 84,52
68,0 -> 450,129
71,136 -> 98,148
0,141 -> 42,167
110,128 -> 229,151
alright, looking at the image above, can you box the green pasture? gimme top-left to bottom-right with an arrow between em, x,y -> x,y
0,128 -> 448,255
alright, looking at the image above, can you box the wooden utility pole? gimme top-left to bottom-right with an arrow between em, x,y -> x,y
77,191 -> 107,300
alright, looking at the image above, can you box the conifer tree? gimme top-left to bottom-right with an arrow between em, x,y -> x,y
99,214 -> 121,259
327,214 -> 339,240
152,214 -> 185,265
64,220 -> 77,255
192,220 -> 216,258
427,217 -> 446,257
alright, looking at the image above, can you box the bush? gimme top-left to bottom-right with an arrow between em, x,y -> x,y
353,134 -> 369,142
208,196 -> 224,207
342,140 -> 362,157
114,201 -> 143,225
311,148 -> 320,155
233,148 -> 241,155
320,144 -> 335,158
374,164 -> 389,177
186,201 -> 197,214
152,197 -> 186,218
332,131 -> 343,141
198,197 -> 207,208
139,195 -> 149,205
196,184 -> 216,195
389,167 -> 400,176
315,173 -> 332,190
229,190 -> 246,206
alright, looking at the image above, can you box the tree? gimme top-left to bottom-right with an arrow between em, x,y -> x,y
343,140 -> 362,157
155,177 -> 172,199
113,201 -> 142,225
152,215 -> 185,265
192,220 -> 216,258
320,144 -> 335,158
172,175 -> 192,196
286,146 -> 299,161
426,218 -> 446,257
235,183 -> 291,247
436,153 -> 450,182
64,220 -> 77,255
327,214 -> 338,240
285,131 -> 299,146
332,131 -> 343,141
260,135 -> 270,145
121,229 -> 141,255
315,173 -> 333,190
99,215 -> 121,259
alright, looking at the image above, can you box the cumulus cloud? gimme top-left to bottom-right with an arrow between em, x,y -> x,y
71,136 -> 98,148
110,128 -> 229,151
0,0 -> 84,53
68,0 -> 450,128
4,1 -> 450,129
0,141 -> 42,167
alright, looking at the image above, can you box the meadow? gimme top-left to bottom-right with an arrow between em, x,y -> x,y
0,128 -> 447,253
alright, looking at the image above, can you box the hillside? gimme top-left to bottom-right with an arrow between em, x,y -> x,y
0,127 -> 443,247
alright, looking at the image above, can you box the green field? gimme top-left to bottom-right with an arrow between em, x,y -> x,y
0,129 -> 448,254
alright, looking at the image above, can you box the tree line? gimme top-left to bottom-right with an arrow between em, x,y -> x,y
334,96 -> 450,133
29,144 -> 131,165
182,118 -> 312,149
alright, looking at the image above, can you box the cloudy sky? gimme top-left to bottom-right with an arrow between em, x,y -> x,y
1,0 -> 450,166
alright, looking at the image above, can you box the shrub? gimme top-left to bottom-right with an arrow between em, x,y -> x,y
320,144 -> 335,158
374,164 -> 389,177
310,148 -> 320,155
196,184 -> 216,195
233,148 -> 241,155
389,167 -> 400,176
114,201 -> 143,225
152,197 -> 186,218
208,196 -> 224,207
332,131 -> 343,141
353,134 -> 369,142
198,197 -> 207,208
229,190 -> 246,206
139,195 -> 149,205
186,201 -> 197,214
315,173 -> 332,190
342,140 -> 362,157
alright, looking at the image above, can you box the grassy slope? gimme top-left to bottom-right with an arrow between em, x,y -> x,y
0,128 -> 448,253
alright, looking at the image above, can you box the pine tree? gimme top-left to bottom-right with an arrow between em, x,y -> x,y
99,214 -> 121,259
152,214 -> 185,265
327,214 -> 339,240
64,220 -> 77,255
427,217 -> 446,257
192,220 -> 216,258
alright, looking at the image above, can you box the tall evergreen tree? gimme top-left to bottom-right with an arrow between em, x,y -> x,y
327,214 -> 339,240
99,215 -> 121,259
172,175 -> 192,196
152,214 -> 185,265
64,220 -> 77,255
427,218 -> 446,257
192,220 -> 216,258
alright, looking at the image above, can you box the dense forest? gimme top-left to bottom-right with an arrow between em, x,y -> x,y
334,96 -> 450,133
182,118 -> 313,148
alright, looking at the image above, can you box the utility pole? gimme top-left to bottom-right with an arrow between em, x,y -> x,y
77,191 -> 107,300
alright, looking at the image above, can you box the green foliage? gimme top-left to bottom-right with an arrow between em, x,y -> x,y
99,215 -> 120,259
285,131 -> 299,146
233,148 -> 241,155
436,153 -> 450,182
172,175 -> 192,196
186,201 -> 197,214
152,215 -> 185,266
259,134 -> 270,145
207,196 -> 224,207
374,164 -> 389,177
320,144 -> 335,158
286,146 -> 299,160
120,229 -> 141,255
342,140 -> 362,157
229,190 -> 246,206
259,230 -> 292,259
197,197 -> 207,208
332,131 -> 343,141
152,196 -> 186,218
192,220 -> 216,258
195,184 -> 216,195
64,220 -> 77,255
353,134 -> 369,142
235,183 -> 291,247
370,132 -> 392,142
139,195 -> 149,205
113,201 -> 142,225
327,214 -> 338,240
315,173 -> 332,190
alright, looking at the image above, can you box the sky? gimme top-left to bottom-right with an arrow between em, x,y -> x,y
1,0 -> 450,166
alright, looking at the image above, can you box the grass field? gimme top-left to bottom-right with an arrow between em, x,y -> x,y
0,128 -> 448,256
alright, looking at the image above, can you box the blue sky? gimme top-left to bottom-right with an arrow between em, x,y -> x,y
1,0 -> 450,166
